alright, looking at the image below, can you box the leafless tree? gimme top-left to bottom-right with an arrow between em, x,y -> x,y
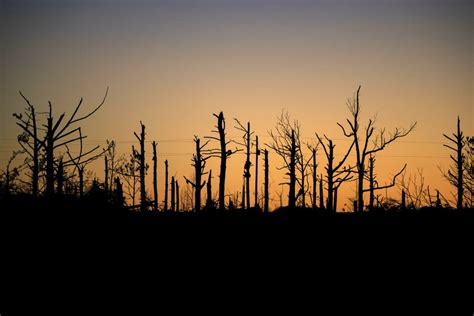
268,111 -> 302,209
204,112 -> 240,209
316,134 -> 354,212
0,150 -> 25,196
14,88 -> 109,196
337,86 -> 416,212
152,141 -> 158,211
234,119 -> 253,209
134,121 -> 148,211
64,135 -> 111,197
441,117 -> 467,209
184,136 -> 210,212
365,154 -> 406,211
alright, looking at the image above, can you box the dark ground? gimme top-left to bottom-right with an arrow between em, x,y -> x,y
1,195 -> 473,313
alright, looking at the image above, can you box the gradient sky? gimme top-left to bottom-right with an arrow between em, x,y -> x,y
1,0 -> 472,209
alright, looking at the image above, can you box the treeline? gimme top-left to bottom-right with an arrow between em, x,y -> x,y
1,86 -> 473,212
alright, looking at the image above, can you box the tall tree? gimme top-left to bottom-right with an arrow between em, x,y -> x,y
14,88 -> 109,196
365,154 -> 406,211
268,111 -> 302,209
152,141 -> 158,211
316,134 -> 354,212
442,117 -> 467,209
337,86 -> 416,212
134,121 -> 147,211
234,119 -> 253,209
204,112 -> 240,210
184,136 -> 210,212
263,149 -> 269,213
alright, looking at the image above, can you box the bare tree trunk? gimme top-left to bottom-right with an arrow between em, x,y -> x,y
45,115 -> 55,196
79,167 -> 84,198
171,176 -> 175,212
206,170 -> 213,209
134,122 -> 146,212
164,160 -> 168,211
319,173 -> 324,210
289,130 -> 296,209
456,118 -> 463,209
176,180 -> 179,212
254,135 -> 259,208
152,141 -> 158,211
327,141 -> 334,212
264,149 -> 269,213
218,113 -> 227,210
312,149 -> 316,209
245,122 -> 251,209
57,159 -> 64,195
104,156 -> 109,197
369,155 -> 375,211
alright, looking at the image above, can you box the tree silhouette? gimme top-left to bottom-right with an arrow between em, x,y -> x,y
13,92 -> 43,197
0,150 -> 24,196
268,111 -> 302,209
117,146 -> 141,207
338,86 -> 416,212
254,136 -> 261,208
184,136 -> 210,212
234,119 -> 253,209
204,112 -> 240,210
65,135 -> 111,197
465,137 -> 474,208
164,160 -> 169,211
442,117 -> 466,209
263,149 -> 269,213
316,134 -> 354,212
171,176 -> 175,212
14,88 -> 109,196
205,170 -> 214,209
152,141 -> 158,211
134,121 -> 148,211
365,154 -> 406,211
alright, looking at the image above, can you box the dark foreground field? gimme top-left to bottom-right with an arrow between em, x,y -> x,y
1,196 -> 473,313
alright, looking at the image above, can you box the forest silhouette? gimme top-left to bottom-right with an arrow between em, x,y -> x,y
1,85 -> 472,214
1,85 -> 473,314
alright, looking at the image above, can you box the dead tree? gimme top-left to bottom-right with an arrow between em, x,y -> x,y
65,134 -> 111,198
152,141 -> 158,211
176,180 -> 180,212
184,136 -> 210,212
365,154 -> 406,211
171,176 -> 175,212
309,147 -> 318,209
134,121 -> 147,211
319,173 -> 325,210
116,146 -> 141,208
206,170 -> 213,209
442,117 -> 466,209
164,160 -> 169,211
14,88 -> 109,196
234,119 -> 253,209
254,136 -> 261,208
104,156 -> 109,197
263,149 -> 269,213
316,134 -> 354,212
268,111 -> 302,209
0,150 -> 24,196
204,112 -> 240,210
337,86 -> 416,212
13,92 -> 44,196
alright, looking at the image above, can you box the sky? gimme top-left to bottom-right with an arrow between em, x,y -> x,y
0,0 -> 472,209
